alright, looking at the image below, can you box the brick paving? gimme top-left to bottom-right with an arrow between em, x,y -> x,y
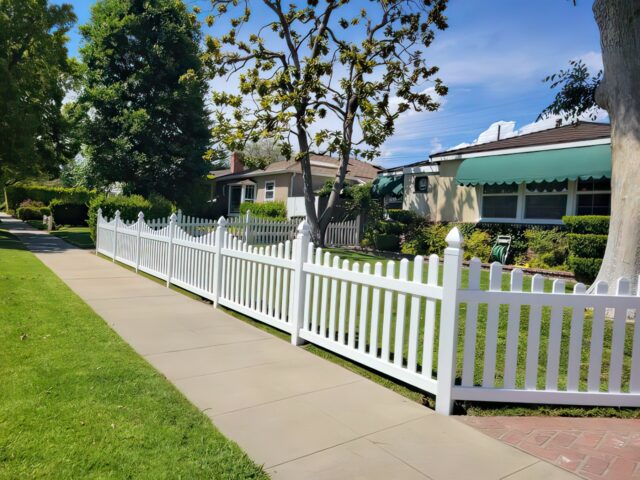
459,416 -> 640,480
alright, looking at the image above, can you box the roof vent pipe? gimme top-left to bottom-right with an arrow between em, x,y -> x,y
497,124 -> 501,141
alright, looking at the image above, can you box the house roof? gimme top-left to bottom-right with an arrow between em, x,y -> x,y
430,121 -> 610,159
212,154 -> 380,183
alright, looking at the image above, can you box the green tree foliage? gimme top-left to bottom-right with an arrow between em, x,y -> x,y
0,0 -> 78,185
204,0 -> 447,244
77,0 -> 211,204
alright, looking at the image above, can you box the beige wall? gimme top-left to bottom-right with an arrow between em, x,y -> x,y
255,174 -> 291,203
290,173 -> 333,196
404,160 -> 480,223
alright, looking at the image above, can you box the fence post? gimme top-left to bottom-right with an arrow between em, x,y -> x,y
112,210 -> 120,262
212,216 -> 227,307
290,220 -> 311,346
176,208 -> 183,224
95,208 -> 102,255
244,210 -> 251,244
165,213 -> 177,287
135,211 -> 144,272
435,226 -> 464,415
47,214 -> 53,232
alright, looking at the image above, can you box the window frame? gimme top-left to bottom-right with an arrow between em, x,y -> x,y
243,184 -> 256,203
575,177 -> 612,216
479,183 -> 520,220
264,180 -> 276,201
415,176 -> 429,193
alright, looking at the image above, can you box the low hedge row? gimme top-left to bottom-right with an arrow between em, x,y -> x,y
49,199 -> 89,226
566,233 -> 607,259
563,215 -> 609,283
5,184 -> 95,210
568,256 -> 603,284
17,206 -> 50,220
562,215 -> 609,235
88,194 -> 174,240
240,201 -> 287,220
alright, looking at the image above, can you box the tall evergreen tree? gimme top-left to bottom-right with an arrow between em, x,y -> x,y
0,0 -> 77,187
78,0 -> 210,203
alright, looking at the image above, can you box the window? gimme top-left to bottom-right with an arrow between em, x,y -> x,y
524,180 -> 568,220
576,177 -> 611,215
244,185 -> 255,203
481,183 -> 518,218
264,181 -> 275,201
415,176 -> 429,193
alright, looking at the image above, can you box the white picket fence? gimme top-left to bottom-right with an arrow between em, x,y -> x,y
96,209 -> 640,415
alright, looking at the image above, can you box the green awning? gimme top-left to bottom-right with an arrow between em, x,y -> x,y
456,144 -> 611,186
372,175 -> 404,197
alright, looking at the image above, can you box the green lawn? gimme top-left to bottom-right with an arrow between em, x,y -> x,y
50,226 -> 94,249
0,229 -> 267,479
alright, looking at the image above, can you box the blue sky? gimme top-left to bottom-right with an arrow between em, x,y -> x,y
58,0 -> 604,169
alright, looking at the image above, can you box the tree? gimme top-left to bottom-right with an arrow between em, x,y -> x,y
542,0 -> 640,292
0,0 -> 77,187
205,0 -> 447,245
243,139 -> 288,169
78,0 -> 211,204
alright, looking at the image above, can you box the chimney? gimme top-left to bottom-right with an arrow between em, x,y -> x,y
556,118 -> 563,128
230,151 -> 244,173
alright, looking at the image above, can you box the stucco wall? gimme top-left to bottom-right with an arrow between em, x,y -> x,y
404,160 -> 480,222
255,174 -> 291,203
290,173 -> 333,196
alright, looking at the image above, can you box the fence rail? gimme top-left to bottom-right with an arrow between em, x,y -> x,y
97,209 -> 640,414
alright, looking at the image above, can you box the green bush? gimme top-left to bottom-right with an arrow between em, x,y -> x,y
5,183 -> 95,210
17,206 -> 50,220
88,194 -> 173,240
567,233 -> 607,259
49,199 -> 89,226
401,223 -> 449,256
524,228 -> 568,269
562,215 -> 610,235
387,209 -> 419,225
375,221 -> 404,235
240,201 -> 286,220
374,233 -> 400,252
464,230 -> 491,262
568,256 -> 602,284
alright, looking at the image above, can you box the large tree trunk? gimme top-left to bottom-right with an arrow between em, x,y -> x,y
590,0 -> 640,293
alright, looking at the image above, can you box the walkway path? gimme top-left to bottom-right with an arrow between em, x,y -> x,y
2,214 -> 578,480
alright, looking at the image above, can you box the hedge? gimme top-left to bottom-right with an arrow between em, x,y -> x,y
5,184 -> 95,210
387,209 -> 419,225
17,206 -> 50,221
49,199 -> 89,226
240,201 -> 286,220
88,194 -> 173,240
374,233 -> 400,252
567,233 -> 607,259
562,215 -> 610,235
568,256 -> 603,284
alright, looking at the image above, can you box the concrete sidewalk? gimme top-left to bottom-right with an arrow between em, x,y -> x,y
2,214 -> 579,480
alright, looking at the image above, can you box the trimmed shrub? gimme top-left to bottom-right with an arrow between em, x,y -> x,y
568,256 -> 602,284
88,194 -> 173,240
240,201 -> 286,220
524,228 -> 568,269
387,209 -> 419,225
5,183 -> 95,210
375,221 -> 404,235
567,233 -> 607,259
17,206 -> 50,220
49,199 -> 89,226
374,233 -> 400,252
562,215 -> 610,235
401,223 -> 449,256
463,230 -> 491,262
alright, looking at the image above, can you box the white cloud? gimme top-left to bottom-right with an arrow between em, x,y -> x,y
577,50 -> 603,72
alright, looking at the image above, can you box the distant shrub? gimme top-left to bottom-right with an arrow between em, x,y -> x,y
5,183 -> 95,210
19,199 -> 46,209
387,209 -> 419,225
375,220 -> 404,235
401,223 -> 449,256
17,206 -> 50,220
88,194 -> 173,240
374,233 -> 400,252
566,233 -> 607,259
562,215 -> 610,235
240,201 -> 286,220
464,230 -> 491,262
524,228 -> 568,269
568,256 -> 602,284
49,199 -> 89,226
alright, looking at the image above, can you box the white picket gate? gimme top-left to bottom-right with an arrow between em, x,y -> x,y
324,217 -> 359,246
96,209 -> 640,415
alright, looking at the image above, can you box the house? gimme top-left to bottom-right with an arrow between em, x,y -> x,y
383,121 -> 611,224
208,153 -> 380,217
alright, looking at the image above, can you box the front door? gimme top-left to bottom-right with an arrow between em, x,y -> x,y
229,185 -> 242,215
